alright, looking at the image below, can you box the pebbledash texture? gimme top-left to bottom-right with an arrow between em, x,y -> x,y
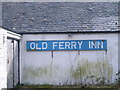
1,2 -> 120,88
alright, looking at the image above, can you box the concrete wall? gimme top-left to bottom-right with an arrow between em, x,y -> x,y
21,33 -> 118,85
0,28 -> 21,89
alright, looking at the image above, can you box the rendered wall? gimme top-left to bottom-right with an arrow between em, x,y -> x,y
21,33 -> 118,85
0,28 -> 7,89
0,28 -> 21,89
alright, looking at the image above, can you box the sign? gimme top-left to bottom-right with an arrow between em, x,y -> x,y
26,40 -> 107,51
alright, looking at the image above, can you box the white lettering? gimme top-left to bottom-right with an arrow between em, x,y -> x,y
53,42 -> 58,49
59,42 -> 64,49
89,41 -> 103,49
97,41 -> 103,48
30,42 -> 35,50
89,41 -> 97,49
36,43 -> 41,49
42,42 -> 48,49
71,42 -> 77,49
65,42 -> 71,49
77,41 -> 83,49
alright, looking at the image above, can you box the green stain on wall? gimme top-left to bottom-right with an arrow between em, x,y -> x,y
23,66 -> 53,81
22,58 -> 113,84
22,64 -> 60,82
71,63 -> 87,79
71,59 -> 113,84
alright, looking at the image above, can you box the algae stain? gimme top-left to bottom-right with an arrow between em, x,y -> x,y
22,58 -> 113,84
23,63 -> 60,82
72,63 -> 87,79
23,67 -> 42,79
71,59 -> 113,84
71,59 -> 89,82
23,65 -> 53,80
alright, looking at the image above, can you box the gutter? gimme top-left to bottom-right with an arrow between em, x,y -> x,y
19,30 -> 120,34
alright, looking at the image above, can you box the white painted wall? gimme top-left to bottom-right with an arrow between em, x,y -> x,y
0,28 -> 7,90
0,28 -> 21,89
21,33 -> 118,85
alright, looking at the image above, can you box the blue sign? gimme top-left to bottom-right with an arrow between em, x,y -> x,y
26,40 -> 107,51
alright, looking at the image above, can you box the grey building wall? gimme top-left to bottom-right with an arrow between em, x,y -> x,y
21,33 -> 118,85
